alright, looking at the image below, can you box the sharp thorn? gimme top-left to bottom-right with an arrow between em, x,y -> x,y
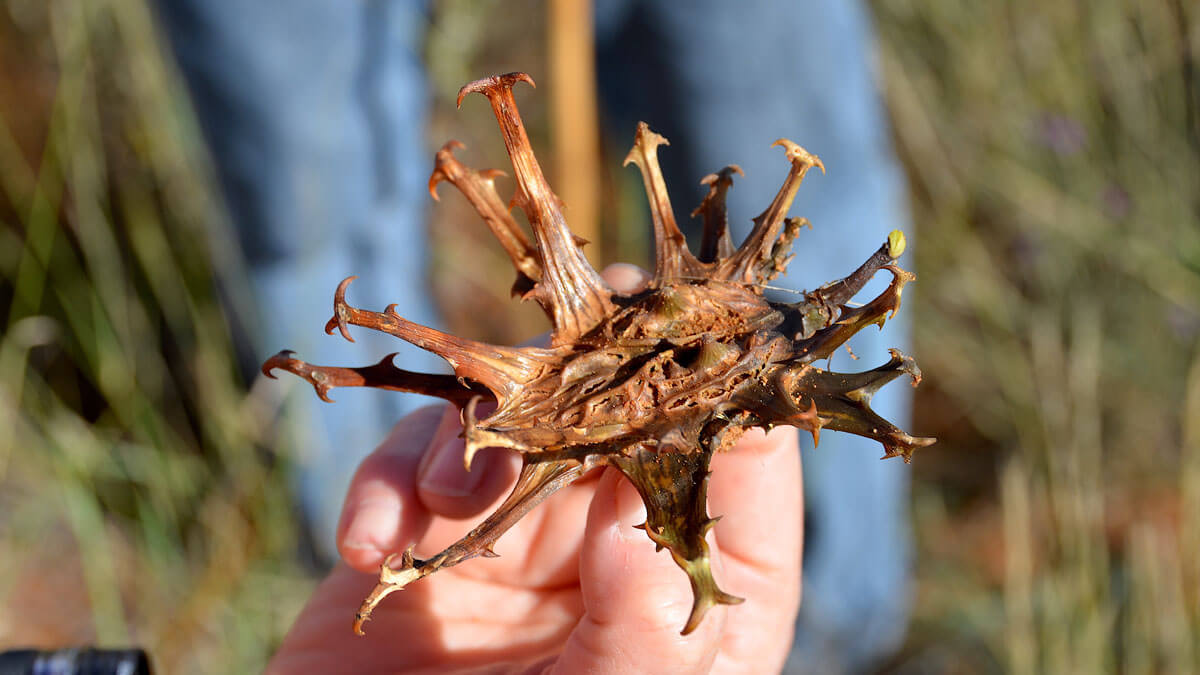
456,71 -> 536,108
326,276 -> 358,342
260,349 -> 296,378
771,138 -> 823,174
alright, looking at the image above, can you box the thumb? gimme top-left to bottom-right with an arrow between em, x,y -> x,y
553,468 -> 725,674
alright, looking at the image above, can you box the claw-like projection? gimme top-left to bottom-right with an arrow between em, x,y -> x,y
457,72 -> 614,344
353,458 -> 587,634
323,276 -> 563,404
624,122 -> 704,281
261,350 -> 484,405
754,396 -> 826,448
778,232 -> 915,358
613,447 -> 743,634
693,165 -> 743,263
718,139 -> 823,285
265,74 -> 934,638
772,351 -> 935,462
461,394 -> 540,469
428,140 -> 541,296
354,548 -> 421,635
792,263 -> 916,364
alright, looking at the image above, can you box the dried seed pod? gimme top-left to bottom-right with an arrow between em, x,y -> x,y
262,72 -> 935,637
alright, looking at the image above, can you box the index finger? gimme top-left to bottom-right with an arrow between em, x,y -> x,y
335,404 -> 443,572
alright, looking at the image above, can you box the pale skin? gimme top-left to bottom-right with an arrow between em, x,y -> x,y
267,266 -> 804,674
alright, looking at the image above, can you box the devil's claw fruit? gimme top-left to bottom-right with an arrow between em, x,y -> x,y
263,72 -> 934,636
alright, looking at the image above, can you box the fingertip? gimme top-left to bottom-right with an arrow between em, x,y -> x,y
414,404 -> 521,519
592,467 -> 650,542
335,405 -> 444,572
337,492 -> 410,571
416,442 -> 521,520
600,263 -> 652,293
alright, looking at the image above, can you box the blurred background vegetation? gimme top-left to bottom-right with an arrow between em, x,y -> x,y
0,0 -> 1196,673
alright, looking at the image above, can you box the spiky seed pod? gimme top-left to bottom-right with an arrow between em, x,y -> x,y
262,72 -> 935,637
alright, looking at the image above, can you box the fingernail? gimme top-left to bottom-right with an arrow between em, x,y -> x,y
418,436 -> 486,497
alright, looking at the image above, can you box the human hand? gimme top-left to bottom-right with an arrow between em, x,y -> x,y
268,266 -> 804,674
267,410 -> 802,674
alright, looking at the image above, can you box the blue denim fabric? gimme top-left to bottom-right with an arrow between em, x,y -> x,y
159,0 -> 912,670
155,0 -> 443,561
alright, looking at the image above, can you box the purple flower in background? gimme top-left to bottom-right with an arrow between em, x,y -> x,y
1035,113 -> 1088,157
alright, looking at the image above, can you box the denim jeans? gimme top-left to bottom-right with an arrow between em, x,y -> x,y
155,0 -> 444,565
157,1 -> 912,670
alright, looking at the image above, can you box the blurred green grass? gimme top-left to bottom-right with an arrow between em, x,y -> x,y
0,0 -> 1197,672
872,0 -> 1200,671
0,0 -> 309,671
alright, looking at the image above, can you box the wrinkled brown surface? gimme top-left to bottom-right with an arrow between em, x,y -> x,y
263,72 -> 934,637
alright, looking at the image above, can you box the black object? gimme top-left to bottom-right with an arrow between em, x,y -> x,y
0,649 -> 150,675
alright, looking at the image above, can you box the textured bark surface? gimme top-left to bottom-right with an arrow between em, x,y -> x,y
262,72 -> 934,636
